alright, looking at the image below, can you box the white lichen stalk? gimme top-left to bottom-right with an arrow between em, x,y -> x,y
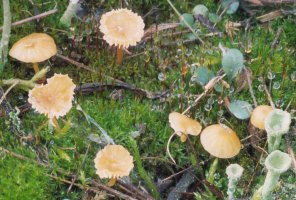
60,0 -> 80,27
265,109 -> 291,152
226,164 -> 244,200
252,150 -> 292,200
0,0 -> 11,71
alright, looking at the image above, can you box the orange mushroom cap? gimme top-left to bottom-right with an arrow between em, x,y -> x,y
28,74 -> 76,119
200,124 -> 241,158
169,112 -> 202,137
250,105 -> 273,130
94,145 -> 134,179
9,33 -> 57,63
99,8 -> 145,48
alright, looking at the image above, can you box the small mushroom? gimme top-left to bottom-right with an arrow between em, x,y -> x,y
169,112 -> 202,142
200,124 -> 241,158
28,74 -> 76,129
250,105 -> 273,130
94,144 -> 134,186
99,8 -> 145,65
9,33 -> 57,74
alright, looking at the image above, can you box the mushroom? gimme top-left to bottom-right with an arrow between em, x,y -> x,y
99,8 -> 145,65
9,33 -> 57,74
167,112 -> 202,164
250,105 -> 273,130
200,124 -> 241,158
169,112 -> 202,142
94,144 -> 134,186
28,74 -> 76,129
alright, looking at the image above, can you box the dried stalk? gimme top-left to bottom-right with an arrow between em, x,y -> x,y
0,9 -> 58,31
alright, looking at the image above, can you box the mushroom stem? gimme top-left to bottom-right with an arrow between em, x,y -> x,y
117,45 -> 123,65
166,132 -> 178,164
107,177 -> 117,187
32,63 -> 46,82
32,63 -> 40,73
51,117 -> 61,131
180,133 -> 187,143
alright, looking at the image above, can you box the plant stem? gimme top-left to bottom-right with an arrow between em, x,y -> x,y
128,137 -> 160,199
0,0 -> 11,71
207,158 -> 218,184
2,78 -> 35,89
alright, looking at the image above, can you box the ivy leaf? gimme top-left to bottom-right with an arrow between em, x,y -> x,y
228,100 -> 253,120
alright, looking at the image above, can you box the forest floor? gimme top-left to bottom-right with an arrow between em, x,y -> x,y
0,0 -> 295,200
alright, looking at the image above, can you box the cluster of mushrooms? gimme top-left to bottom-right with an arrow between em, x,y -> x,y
7,5 -> 293,199
7,8 -> 145,187
169,112 -> 241,160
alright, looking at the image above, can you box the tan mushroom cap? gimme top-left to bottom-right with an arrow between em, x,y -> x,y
250,105 -> 273,130
99,8 -> 145,48
94,145 -> 134,179
28,74 -> 76,119
169,112 -> 202,136
200,124 -> 241,159
9,33 -> 57,63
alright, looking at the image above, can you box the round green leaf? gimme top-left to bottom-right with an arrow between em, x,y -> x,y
222,0 -> 240,14
209,13 -> 221,23
192,5 -> 209,17
192,66 -> 215,86
222,49 -> 244,79
180,13 -> 195,27
228,100 -> 253,119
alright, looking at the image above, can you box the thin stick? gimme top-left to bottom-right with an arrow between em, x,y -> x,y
48,174 -> 136,200
0,146 -> 70,175
182,74 -> 226,115
262,79 -> 275,109
0,9 -> 58,31
166,0 -> 204,45
245,68 -> 258,107
67,143 -> 91,193
0,80 -> 19,105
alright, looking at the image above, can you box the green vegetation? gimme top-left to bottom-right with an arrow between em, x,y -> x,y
0,0 -> 295,199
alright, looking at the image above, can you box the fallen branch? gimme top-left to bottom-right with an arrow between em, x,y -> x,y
182,74 -> 226,114
56,54 -> 169,99
244,0 -> 295,6
48,175 -> 136,200
0,9 -> 58,31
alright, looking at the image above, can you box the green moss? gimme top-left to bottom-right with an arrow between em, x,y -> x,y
0,154 -> 54,200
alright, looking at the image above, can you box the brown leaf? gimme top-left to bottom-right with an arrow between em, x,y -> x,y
236,67 -> 252,93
